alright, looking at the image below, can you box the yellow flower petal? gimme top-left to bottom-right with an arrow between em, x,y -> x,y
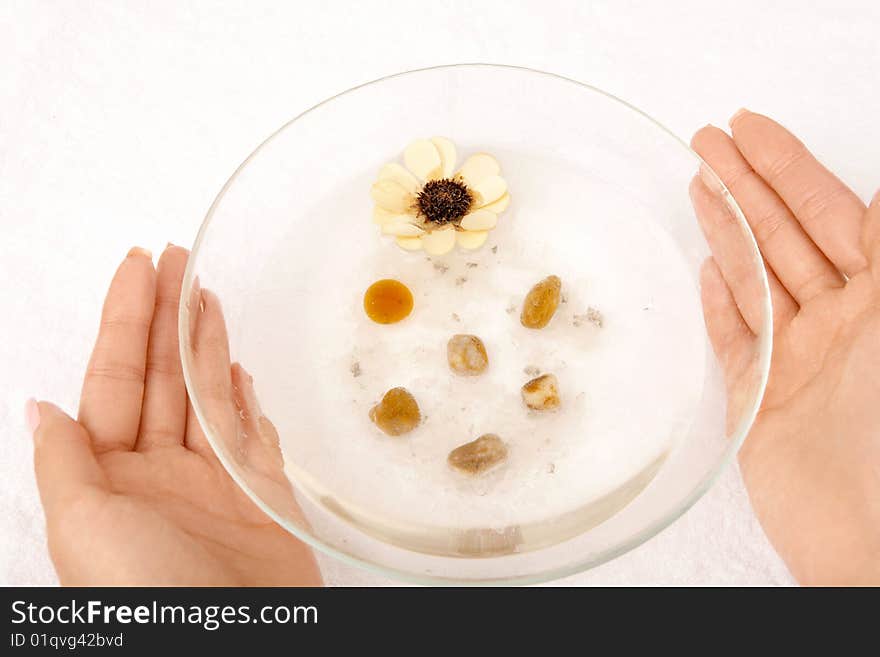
378,163 -> 421,195
396,236 -> 423,251
460,209 -> 497,231
373,205 -> 394,224
421,227 -> 456,255
430,137 -> 457,178
371,179 -> 413,213
471,175 -> 507,206
457,153 -> 500,187
457,230 -> 489,250
382,221 -> 425,237
374,206 -> 415,225
404,139 -> 442,181
479,192 -> 510,214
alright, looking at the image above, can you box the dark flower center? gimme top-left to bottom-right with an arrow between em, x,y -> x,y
416,178 -> 473,226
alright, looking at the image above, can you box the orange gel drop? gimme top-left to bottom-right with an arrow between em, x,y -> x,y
363,279 -> 414,324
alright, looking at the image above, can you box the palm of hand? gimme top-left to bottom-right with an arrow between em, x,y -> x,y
746,273 -> 880,581
54,446 -> 315,586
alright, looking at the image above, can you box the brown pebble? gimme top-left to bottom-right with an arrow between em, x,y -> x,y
520,276 -> 561,329
447,334 -> 489,376
369,387 -> 421,436
448,434 -> 508,475
522,373 -> 561,411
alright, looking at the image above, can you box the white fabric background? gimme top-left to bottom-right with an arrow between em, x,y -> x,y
2,0 -> 878,586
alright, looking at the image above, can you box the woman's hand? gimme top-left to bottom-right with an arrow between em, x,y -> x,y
691,110 -> 880,585
28,245 -> 322,586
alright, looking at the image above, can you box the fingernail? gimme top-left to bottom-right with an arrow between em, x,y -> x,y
25,398 -> 40,436
872,188 -> 880,205
729,108 -> 749,127
127,246 -> 152,259
699,163 -> 724,195
166,242 -> 175,249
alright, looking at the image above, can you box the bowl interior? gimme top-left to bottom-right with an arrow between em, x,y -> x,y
180,64 -> 771,584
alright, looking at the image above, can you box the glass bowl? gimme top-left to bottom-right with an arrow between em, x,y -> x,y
180,64 -> 771,584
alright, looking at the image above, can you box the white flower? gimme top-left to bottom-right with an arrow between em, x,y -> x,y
370,137 -> 510,255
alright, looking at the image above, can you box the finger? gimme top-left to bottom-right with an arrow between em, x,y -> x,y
863,190 -> 880,268
137,245 -> 189,450
228,365 -> 312,535
762,261 -> 799,331
699,258 -> 753,379
729,110 -> 868,276
691,126 -> 844,304
185,289 -> 235,459
79,247 -> 157,452
187,275 -> 201,348
689,175 -> 797,333
231,363 -> 284,479
699,262 -> 766,439
689,173 -> 763,332
29,400 -> 108,523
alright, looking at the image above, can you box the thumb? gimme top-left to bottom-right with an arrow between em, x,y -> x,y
26,399 -> 108,519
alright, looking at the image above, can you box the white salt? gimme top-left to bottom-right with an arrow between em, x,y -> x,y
246,151 -> 706,550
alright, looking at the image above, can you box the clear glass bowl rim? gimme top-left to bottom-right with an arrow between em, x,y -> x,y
179,63 -> 773,586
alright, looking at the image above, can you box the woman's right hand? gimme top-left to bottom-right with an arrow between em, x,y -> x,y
691,109 -> 880,585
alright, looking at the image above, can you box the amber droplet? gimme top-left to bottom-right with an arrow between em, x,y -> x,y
363,279 -> 414,324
